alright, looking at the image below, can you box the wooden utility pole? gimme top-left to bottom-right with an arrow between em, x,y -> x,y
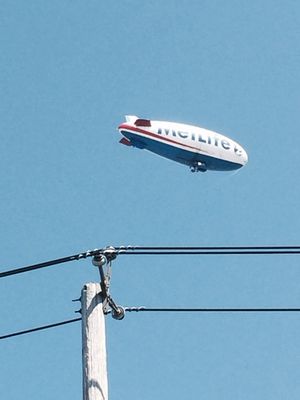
81,282 -> 108,400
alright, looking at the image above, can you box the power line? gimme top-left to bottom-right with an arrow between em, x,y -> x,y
121,250 -> 300,255
120,245 -> 300,255
2,307 -> 300,340
2,245 -> 300,279
124,307 -> 300,313
0,317 -> 81,340
124,246 -> 300,250
0,249 -> 104,278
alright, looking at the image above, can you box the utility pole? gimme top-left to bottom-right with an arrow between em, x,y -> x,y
81,282 -> 108,400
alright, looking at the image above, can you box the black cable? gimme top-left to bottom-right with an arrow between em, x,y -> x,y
121,250 -> 300,255
122,246 -> 300,251
0,317 -> 82,340
2,306 -> 300,340
0,249 -> 103,278
125,307 -> 300,313
2,246 -> 300,279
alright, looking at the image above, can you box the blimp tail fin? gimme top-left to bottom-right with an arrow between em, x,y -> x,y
125,115 -> 152,128
125,115 -> 151,127
119,137 -> 132,146
125,115 -> 138,123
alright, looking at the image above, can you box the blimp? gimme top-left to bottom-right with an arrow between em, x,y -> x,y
118,116 -> 248,172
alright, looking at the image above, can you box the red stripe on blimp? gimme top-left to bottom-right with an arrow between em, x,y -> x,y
118,124 -> 207,154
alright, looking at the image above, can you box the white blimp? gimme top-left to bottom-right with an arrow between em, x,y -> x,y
118,116 -> 248,172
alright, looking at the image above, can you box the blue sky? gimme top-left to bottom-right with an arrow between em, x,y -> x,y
1,1 -> 300,399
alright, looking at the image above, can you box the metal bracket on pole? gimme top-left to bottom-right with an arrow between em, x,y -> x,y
92,246 -> 125,320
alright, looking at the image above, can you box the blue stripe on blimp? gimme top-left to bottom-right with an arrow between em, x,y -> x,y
120,130 -> 243,171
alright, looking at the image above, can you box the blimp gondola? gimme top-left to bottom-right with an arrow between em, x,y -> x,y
118,116 -> 248,172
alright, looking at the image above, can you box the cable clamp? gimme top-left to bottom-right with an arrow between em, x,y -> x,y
91,247 -> 125,320
124,306 -> 146,312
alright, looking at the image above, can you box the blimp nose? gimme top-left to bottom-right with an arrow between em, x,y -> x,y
242,149 -> 248,165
